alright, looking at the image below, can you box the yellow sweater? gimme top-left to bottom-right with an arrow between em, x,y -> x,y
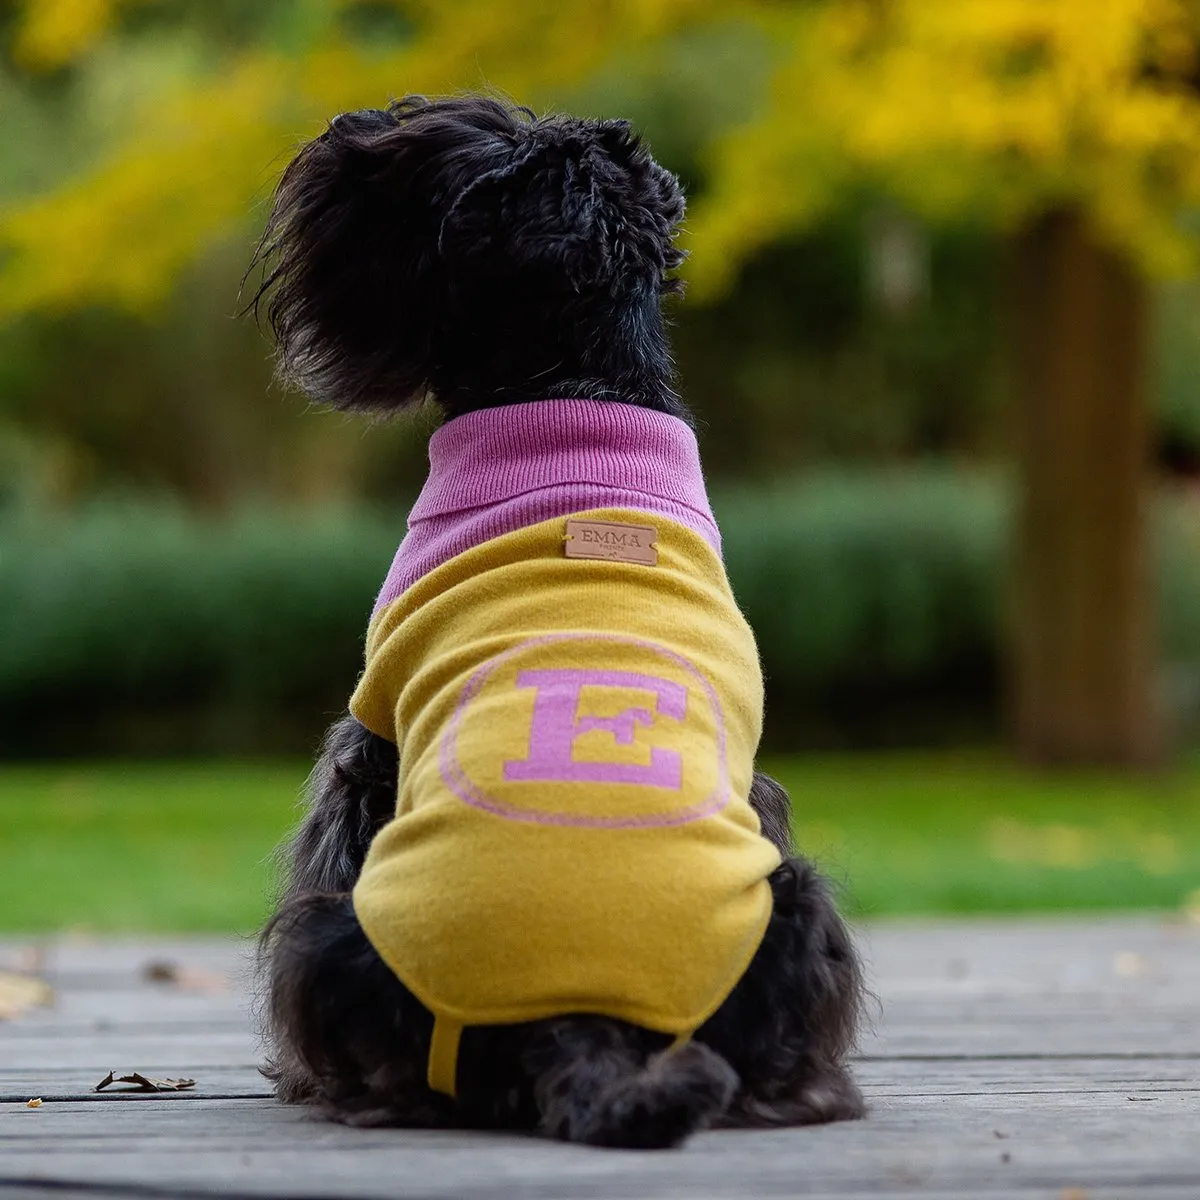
350,508 -> 780,1096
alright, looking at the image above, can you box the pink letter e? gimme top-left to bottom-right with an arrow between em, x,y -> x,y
503,669 -> 685,789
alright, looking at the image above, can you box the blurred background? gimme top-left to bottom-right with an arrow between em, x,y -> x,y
2,0 -> 1200,932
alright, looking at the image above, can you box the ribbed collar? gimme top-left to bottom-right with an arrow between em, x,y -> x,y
408,399 -> 713,523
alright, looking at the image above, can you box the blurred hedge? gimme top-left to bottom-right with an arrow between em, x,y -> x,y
718,470 -> 1006,746
0,505 -> 400,756
4,471 -> 1200,757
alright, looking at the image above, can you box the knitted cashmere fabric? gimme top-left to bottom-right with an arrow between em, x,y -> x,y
349,400 -> 781,1097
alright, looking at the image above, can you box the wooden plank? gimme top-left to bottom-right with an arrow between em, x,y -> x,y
2,1092 -> 1198,1199
858,916 -> 1200,990
855,1056 -> 1200,1096
0,1032 -> 257,1072
6,1056 -> 1194,1106
860,1013 -> 1200,1057
0,938 -> 253,980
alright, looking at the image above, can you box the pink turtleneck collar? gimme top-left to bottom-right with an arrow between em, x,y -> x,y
372,399 -> 721,614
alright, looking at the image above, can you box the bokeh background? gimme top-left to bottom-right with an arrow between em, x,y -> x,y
3,0 -> 1200,931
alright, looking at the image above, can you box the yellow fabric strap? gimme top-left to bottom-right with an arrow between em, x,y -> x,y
427,1017 -> 464,1098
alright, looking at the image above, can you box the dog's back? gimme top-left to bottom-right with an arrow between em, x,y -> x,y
350,503 -> 782,1097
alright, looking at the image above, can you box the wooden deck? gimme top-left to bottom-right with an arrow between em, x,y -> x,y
2,916 -> 1197,1199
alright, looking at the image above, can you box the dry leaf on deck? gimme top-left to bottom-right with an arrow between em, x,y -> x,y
1112,951 -> 1148,979
95,1071 -> 196,1093
26,1098 -> 42,1108
0,971 -> 54,1020
141,960 -> 230,994
10,945 -> 47,976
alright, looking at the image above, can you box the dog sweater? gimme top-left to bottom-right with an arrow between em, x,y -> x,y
349,400 -> 781,1097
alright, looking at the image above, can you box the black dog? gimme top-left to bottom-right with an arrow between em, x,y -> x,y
250,95 -> 863,1149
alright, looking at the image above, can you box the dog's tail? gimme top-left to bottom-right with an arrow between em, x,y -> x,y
524,1018 -> 738,1149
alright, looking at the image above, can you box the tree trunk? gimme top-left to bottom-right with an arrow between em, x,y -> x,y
1010,208 -> 1160,767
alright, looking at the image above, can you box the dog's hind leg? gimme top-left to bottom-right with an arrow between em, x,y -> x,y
261,893 -> 454,1127
261,713 -> 398,1102
698,775 -> 866,1128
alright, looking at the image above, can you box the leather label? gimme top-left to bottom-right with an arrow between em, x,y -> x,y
564,518 -> 658,566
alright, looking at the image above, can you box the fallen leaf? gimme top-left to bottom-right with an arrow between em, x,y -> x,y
886,1164 -> 930,1186
95,1071 -> 196,1093
0,972 -> 54,1020
26,1098 -> 42,1108
141,960 -> 230,994
1060,1189 -> 1091,1200
1111,951 -> 1147,979
11,946 -> 47,976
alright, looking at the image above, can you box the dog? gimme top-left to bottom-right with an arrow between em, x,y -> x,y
249,94 -> 864,1149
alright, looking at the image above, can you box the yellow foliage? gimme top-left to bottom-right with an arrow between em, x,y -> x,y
688,0 -> 1200,294
13,0 -> 151,70
0,55 -> 293,315
7,0 -> 1200,313
1,0 -> 740,316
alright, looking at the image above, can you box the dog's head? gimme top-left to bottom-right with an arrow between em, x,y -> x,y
248,95 -> 687,419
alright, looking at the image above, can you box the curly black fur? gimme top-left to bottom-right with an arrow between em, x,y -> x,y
252,94 -> 863,1149
277,714 -> 398,898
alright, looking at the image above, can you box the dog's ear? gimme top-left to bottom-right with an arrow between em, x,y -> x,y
438,117 -> 687,299
246,98 -> 517,414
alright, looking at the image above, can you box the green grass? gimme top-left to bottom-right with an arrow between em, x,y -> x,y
2,755 -> 1199,931
767,753 -> 1200,918
0,762 -> 305,934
